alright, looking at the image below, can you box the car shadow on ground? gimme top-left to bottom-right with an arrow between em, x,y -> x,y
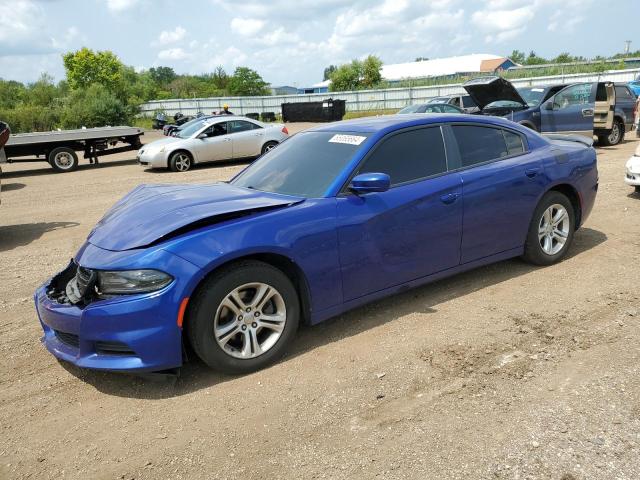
141,158 -> 254,175
0,182 -> 25,192
0,221 -> 79,252
65,227 -> 607,399
0,159 -> 139,179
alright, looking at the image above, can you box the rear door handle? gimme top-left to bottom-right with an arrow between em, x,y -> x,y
525,168 -> 540,178
582,108 -> 594,117
440,193 -> 459,205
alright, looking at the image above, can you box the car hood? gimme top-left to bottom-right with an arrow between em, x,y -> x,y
88,183 -> 304,251
462,76 -> 527,110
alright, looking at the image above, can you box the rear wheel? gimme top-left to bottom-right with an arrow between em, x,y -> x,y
169,151 -> 192,172
523,191 -> 575,265
49,147 -> 79,173
261,141 -> 278,155
187,260 -> 300,374
598,119 -> 624,146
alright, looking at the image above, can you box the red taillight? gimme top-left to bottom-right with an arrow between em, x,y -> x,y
281,126 -> 289,135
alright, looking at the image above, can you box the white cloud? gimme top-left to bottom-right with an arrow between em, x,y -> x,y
154,26 -> 187,46
230,18 -> 265,36
157,48 -> 191,61
471,4 -> 534,43
106,0 -> 140,12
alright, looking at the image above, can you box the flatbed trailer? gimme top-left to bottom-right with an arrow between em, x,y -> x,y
4,126 -> 144,172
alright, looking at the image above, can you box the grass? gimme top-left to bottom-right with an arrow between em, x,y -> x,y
343,109 -> 398,119
131,117 -> 154,130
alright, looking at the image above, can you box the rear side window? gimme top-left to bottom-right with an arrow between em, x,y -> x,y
229,120 -> 260,133
358,127 -> 447,185
503,130 -> 525,155
451,125 -> 508,167
461,95 -> 477,107
615,85 -> 635,101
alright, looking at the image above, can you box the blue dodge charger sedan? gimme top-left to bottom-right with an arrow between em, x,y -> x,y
35,114 -> 598,374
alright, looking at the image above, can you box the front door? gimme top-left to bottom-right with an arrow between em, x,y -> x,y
336,126 -> 463,301
540,83 -> 594,137
191,122 -> 232,163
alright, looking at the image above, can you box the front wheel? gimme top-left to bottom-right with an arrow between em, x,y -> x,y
523,191 -> 575,266
168,151 -> 192,172
187,260 -> 300,374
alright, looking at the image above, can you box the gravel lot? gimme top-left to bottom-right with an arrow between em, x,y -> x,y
1,125 -> 639,480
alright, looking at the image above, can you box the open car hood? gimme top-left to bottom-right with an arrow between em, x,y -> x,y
462,76 -> 527,110
88,183 -> 304,251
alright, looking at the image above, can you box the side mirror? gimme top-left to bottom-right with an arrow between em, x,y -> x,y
349,172 -> 391,194
544,101 -> 554,111
196,133 -> 207,139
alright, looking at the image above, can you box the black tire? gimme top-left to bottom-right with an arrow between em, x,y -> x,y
187,260 -> 300,374
598,119 -> 624,146
48,147 -> 79,173
168,151 -> 192,172
523,191 -> 576,266
261,141 -> 278,155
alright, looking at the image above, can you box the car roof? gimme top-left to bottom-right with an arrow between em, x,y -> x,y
308,113 -> 519,134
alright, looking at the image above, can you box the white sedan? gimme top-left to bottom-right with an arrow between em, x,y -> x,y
138,116 -> 289,172
625,142 -> 640,193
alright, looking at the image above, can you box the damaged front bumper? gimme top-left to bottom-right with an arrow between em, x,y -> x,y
34,242 -> 201,372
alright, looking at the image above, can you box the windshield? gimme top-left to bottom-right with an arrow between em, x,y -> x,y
231,131 -> 370,198
516,87 -> 547,106
484,100 -> 524,109
177,119 -> 209,138
398,105 -> 422,113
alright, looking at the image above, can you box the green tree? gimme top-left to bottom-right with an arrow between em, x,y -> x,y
553,52 -> 574,64
361,55 -> 383,88
524,51 -> 548,65
60,83 -> 129,129
227,67 -> 269,96
148,66 -> 177,86
62,48 -> 125,92
323,65 -> 337,81
329,55 -> 383,91
509,49 -> 525,64
212,66 -> 229,90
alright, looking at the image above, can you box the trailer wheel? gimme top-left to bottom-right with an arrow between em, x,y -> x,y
49,147 -> 79,172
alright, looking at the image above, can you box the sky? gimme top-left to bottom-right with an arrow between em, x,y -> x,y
0,0 -> 637,88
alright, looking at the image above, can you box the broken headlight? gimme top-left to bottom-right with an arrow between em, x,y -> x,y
96,270 -> 173,295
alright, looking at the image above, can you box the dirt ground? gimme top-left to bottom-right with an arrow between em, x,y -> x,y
0,125 -> 639,480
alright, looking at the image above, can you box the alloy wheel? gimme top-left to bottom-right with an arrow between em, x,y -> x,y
174,154 -> 191,171
214,282 -> 287,359
538,203 -> 570,255
608,122 -> 621,145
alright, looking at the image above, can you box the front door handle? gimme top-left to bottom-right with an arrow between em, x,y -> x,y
525,168 -> 540,178
440,193 -> 459,205
582,108 -> 594,117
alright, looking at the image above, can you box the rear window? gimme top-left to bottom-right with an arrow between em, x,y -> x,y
357,127 -> 447,185
503,130 -> 525,155
451,125 -> 508,167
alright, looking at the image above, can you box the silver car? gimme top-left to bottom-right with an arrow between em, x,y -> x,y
138,116 -> 289,172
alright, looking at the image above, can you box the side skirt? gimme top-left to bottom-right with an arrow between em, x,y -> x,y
309,246 -> 524,325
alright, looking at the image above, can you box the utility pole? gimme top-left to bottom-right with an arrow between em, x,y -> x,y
624,40 -> 631,54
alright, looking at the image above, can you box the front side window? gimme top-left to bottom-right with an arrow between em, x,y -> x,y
451,125 -> 508,167
615,86 -> 633,101
553,83 -> 592,110
357,127 -> 447,186
202,122 -> 228,137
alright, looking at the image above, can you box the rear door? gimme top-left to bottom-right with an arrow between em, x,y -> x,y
448,124 -> 546,263
228,120 -> 264,158
540,83 -> 594,137
336,126 -> 463,300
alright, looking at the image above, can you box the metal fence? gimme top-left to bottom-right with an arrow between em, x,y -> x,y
140,68 -> 640,118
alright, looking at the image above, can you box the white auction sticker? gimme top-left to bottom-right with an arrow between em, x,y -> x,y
531,88 -> 544,92
329,134 -> 367,145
